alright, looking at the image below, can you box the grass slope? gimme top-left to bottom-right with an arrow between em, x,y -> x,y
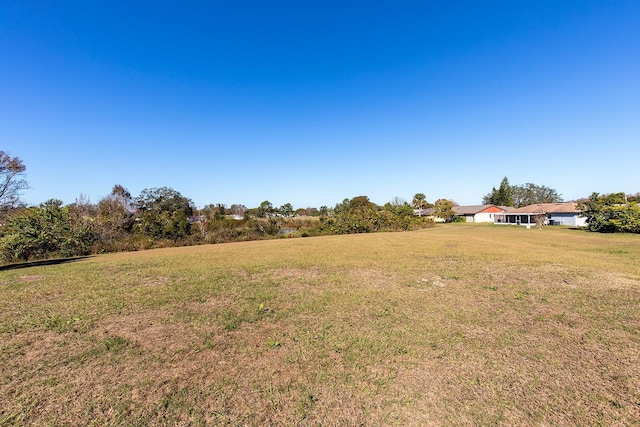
1,225 -> 639,426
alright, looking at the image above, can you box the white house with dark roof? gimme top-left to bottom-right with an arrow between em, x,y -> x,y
453,205 -> 512,223
494,202 -> 586,227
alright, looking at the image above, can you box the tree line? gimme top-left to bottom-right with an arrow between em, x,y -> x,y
1,152 -> 638,264
0,152 -> 437,263
482,176 -> 563,208
0,185 -> 434,263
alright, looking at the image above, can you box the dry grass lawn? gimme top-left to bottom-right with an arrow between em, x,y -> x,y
1,224 -> 639,426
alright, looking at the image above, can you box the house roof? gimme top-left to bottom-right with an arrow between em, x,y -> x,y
507,202 -> 581,214
415,208 -> 435,216
415,204 -> 508,216
453,204 -> 511,215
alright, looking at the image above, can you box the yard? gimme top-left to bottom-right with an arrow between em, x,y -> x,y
1,224 -> 639,425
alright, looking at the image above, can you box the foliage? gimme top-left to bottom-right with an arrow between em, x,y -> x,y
251,218 -> 282,236
94,185 -> 135,249
255,200 -> 275,218
279,203 -> 294,217
134,187 -> 194,240
511,183 -> 562,208
348,195 -> 375,211
578,192 -> 640,233
482,177 -> 514,207
333,198 -> 351,214
432,199 -> 456,222
0,151 -> 29,212
322,196 -> 376,233
483,177 -> 562,208
0,199 -> 95,262
412,193 -> 432,213
320,196 -> 431,234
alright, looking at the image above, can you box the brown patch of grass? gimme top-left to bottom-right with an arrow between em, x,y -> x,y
16,275 -> 46,283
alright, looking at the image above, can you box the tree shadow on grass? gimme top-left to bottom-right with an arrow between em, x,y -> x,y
0,256 -> 92,271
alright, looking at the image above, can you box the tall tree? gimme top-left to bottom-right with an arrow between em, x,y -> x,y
96,185 -> 135,243
512,183 -> 562,207
0,151 -> 29,211
483,177 -> 515,207
110,184 -> 133,211
389,196 -> 406,207
279,203 -> 294,217
256,200 -> 274,218
412,193 -> 430,212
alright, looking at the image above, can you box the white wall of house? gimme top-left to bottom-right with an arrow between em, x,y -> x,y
473,212 -> 497,223
495,213 -> 587,227
549,213 -> 587,227
461,213 -> 497,223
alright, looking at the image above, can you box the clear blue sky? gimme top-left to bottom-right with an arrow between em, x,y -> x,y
2,1 -> 639,209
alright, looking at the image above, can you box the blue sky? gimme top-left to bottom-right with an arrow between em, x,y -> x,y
2,1 -> 639,209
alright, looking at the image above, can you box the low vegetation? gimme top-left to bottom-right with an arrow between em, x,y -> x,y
578,192 -> 640,233
1,225 -> 638,425
0,191 -> 433,264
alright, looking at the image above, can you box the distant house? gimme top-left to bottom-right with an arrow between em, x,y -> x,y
452,205 -> 511,223
494,202 -> 586,227
414,204 -> 510,223
414,207 -> 444,222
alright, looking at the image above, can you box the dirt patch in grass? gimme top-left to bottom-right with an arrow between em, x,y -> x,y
96,310 -> 198,354
16,275 -> 46,283
140,276 -> 171,288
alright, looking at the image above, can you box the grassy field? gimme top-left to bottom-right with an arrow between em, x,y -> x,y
1,224 -> 639,426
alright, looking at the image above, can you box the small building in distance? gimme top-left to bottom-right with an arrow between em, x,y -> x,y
453,205 -> 511,223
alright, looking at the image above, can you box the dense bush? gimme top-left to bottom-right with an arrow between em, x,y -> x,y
578,193 -> 640,233
319,197 -> 433,234
134,187 -> 194,240
0,200 -> 96,262
450,215 -> 467,223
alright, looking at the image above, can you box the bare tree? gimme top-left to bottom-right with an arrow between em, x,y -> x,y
229,204 -> 248,218
195,207 -> 210,239
533,213 -> 547,229
0,151 -> 29,211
